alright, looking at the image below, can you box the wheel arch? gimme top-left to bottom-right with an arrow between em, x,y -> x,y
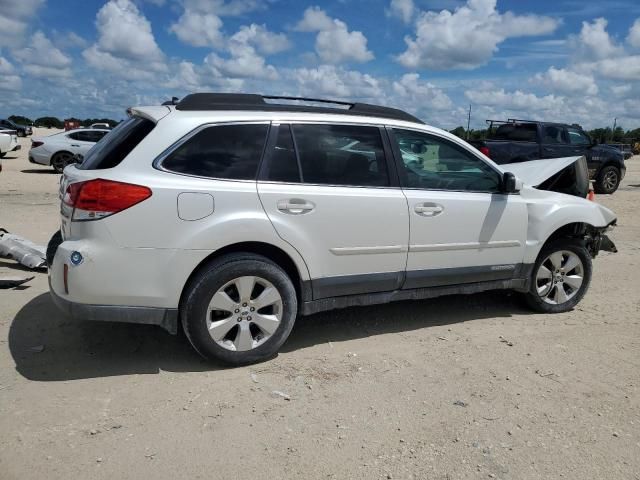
179,241 -> 311,314
50,150 -> 74,166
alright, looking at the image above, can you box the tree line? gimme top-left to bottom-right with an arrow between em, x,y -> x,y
8,115 -> 120,129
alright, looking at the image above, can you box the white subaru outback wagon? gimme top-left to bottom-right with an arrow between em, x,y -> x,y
48,93 -> 617,365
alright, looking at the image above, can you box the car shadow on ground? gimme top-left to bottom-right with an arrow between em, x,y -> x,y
20,169 -> 56,174
10,290 -> 531,382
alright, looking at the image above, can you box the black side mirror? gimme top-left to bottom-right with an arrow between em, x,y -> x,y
502,172 -> 519,193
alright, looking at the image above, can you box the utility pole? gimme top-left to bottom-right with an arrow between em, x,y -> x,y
466,104 -> 472,140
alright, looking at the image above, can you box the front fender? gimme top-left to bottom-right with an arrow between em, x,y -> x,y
521,187 -> 616,263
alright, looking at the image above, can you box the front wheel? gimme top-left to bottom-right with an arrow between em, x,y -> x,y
594,165 -> 621,194
181,253 -> 298,365
524,239 -> 592,313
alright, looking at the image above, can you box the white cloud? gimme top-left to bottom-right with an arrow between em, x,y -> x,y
611,84 -> 632,97
387,0 -> 415,24
0,0 -> 44,47
170,9 -> 225,48
392,73 -> 452,110
396,0 -> 559,70
231,24 -> 290,55
53,30 -> 89,49
296,7 -> 374,64
290,65 -> 383,98
83,0 -> 167,80
465,87 -> 563,111
595,55 -> 640,81
12,31 -> 73,78
627,18 -> 640,48
0,56 -> 21,90
533,67 -> 598,96
572,18 -> 624,60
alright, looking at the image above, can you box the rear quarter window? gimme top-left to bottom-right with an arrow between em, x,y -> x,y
79,116 -> 155,170
491,124 -> 538,142
160,123 -> 269,180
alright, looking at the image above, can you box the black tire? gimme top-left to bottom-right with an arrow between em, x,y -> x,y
51,151 -> 74,173
523,238 -> 592,313
17,130 -> 25,137
594,165 -> 621,194
0,152 -> 6,158
181,253 -> 298,365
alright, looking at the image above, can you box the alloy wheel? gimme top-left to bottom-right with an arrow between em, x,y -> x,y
206,276 -> 283,351
535,250 -> 584,305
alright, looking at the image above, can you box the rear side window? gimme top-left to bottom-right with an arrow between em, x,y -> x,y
264,125 -> 300,183
543,125 -> 567,144
291,124 -> 389,187
79,116 -> 155,170
161,124 -> 269,180
491,124 -> 537,142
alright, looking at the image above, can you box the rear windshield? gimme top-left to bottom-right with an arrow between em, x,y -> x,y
79,116 -> 155,169
490,123 -> 538,142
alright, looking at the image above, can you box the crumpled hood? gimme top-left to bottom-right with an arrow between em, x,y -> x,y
501,156 -> 582,187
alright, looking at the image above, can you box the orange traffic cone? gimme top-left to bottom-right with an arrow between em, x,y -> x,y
587,189 -> 595,201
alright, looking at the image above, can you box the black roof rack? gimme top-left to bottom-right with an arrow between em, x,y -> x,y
175,93 -> 424,124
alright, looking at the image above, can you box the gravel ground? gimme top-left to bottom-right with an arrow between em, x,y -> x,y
1,130 -> 638,479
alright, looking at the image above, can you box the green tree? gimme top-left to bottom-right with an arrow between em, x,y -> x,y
34,117 -> 63,129
449,126 -> 467,138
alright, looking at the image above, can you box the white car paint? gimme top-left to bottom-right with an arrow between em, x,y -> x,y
29,128 -> 109,169
48,103 -> 616,332
503,156 -> 581,187
0,129 -> 19,156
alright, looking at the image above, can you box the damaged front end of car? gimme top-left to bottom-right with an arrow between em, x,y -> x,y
584,222 -> 617,258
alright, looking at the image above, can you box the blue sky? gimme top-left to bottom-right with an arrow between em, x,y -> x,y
1,0 -> 639,129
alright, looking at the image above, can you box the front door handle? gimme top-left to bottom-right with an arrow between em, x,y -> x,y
414,203 -> 444,216
277,199 -> 315,215
70,144 -> 80,147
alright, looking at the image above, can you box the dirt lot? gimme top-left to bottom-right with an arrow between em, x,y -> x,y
1,130 -> 638,479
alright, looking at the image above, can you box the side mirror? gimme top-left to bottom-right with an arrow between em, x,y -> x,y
502,172 -> 521,193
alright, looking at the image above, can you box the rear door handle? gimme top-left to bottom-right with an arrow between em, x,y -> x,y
277,199 -> 315,215
414,203 -> 444,216
70,144 -> 80,147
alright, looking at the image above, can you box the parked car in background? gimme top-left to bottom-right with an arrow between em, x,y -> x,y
0,129 -> 20,158
0,129 -> 21,172
90,122 -> 111,129
0,119 -> 32,137
607,143 -> 634,160
29,128 -> 110,173
47,93 -> 617,365
469,120 -> 626,194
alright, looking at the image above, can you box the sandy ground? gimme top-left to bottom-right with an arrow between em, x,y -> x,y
0,130 -> 638,479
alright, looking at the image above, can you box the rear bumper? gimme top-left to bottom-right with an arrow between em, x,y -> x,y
49,276 -> 178,334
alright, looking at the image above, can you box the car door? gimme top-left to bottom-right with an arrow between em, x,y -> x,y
388,127 -> 528,289
257,123 -> 409,299
65,132 -> 92,156
540,125 -> 573,158
565,126 -> 596,168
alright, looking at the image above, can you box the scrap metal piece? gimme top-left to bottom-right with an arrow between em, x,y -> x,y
0,229 -> 47,269
0,276 -> 34,288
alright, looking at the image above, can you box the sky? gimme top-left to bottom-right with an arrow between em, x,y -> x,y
0,0 -> 639,129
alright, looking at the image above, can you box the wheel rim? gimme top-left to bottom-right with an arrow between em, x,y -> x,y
206,276 -> 283,352
535,250 -> 584,305
53,153 -> 73,172
603,170 -> 618,190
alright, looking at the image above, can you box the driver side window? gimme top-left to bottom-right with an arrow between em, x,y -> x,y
392,129 -> 501,192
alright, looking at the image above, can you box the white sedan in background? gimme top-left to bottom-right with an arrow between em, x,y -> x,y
29,128 -> 110,173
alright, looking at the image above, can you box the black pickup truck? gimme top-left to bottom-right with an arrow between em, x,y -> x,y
469,120 -> 626,194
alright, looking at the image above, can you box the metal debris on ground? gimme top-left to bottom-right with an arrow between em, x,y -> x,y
0,229 -> 47,269
271,390 -> 291,401
0,276 -> 34,289
453,400 -> 468,407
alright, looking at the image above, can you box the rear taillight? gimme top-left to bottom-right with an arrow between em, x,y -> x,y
31,141 -> 44,148
479,146 -> 491,158
63,179 -> 152,221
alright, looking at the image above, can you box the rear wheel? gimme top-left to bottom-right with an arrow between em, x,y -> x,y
524,239 -> 592,313
51,152 -> 74,173
181,253 -> 298,365
594,165 -> 621,194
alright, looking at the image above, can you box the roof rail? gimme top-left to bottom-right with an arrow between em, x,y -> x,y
175,93 -> 424,124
